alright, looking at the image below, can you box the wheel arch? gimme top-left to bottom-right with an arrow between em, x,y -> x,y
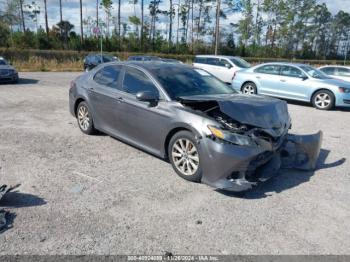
74,98 -> 86,117
241,81 -> 257,91
163,125 -> 201,159
310,88 -> 336,103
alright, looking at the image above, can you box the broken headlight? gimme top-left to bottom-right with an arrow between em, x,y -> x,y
207,125 -> 255,146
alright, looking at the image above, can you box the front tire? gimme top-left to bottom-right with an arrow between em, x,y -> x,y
168,131 -> 202,182
76,101 -> 96,135
241,82 -> 257,95
312,90 -> 335,110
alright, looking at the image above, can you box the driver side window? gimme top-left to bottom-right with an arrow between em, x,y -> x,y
280,66 -> 304,78
218,59 -> 232,68
122,67 -> 160,97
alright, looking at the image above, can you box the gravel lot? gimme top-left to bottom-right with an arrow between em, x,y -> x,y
0,72 -> 349,255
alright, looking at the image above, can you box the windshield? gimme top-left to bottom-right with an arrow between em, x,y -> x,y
300,65 -> 331,79
230,57 -> 251,68
0,60 -> 7,65
150,66 -> 236,99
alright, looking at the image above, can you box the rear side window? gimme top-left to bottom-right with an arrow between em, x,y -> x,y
255,65 -> 280,75
336,67 -> 350,77
93,65 -> 122,89
122,67 -> 159,96
194,57 -> 206,64
320,67 -> 336,75
206,58 -> 219,66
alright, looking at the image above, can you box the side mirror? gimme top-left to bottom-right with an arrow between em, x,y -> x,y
225,63 -> 232,69
136,91 -> 159,105
301,76 -> 308,81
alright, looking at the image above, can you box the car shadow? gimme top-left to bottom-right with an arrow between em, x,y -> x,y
0,190 -> 46,234
17,78 -> 39,84
0,78 -> 39,85
1,191 -> 46,208
216,149 -> 346,199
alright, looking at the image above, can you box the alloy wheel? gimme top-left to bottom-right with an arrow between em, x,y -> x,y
242,84 -> 255,95
171,138 -> 199,176
315,93 -> 331,109
77,105 -> 90,131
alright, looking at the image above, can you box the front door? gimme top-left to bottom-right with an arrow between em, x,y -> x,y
116,66 -> 171,155
278,65 -> 310,100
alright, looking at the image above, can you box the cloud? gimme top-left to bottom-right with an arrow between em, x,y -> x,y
317,0 -> 348,14
2,0 -> 346,36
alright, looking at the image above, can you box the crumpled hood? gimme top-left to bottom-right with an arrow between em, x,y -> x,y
179,94 -> 291,137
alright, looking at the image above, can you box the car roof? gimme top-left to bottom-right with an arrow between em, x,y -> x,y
255,62 -> 309,67
87,53 -> 115,57
129,55 -> 160,58
319,65 -> 350,68
195,55 -> 240,59
125,61 -> 189,70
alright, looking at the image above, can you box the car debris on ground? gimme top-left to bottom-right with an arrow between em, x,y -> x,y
0,184 -> 20,231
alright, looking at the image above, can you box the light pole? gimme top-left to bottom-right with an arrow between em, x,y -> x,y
214,0 -> 220,55
344,35 -> 350,65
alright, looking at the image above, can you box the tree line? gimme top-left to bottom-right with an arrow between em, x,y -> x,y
0,0 -> 349,59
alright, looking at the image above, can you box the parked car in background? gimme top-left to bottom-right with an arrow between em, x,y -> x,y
161,58 -> 183,63
231,62 -> 350,110
192,55 -> 251,84
69,62 -> 322,192
318,65 -> 350,82
0,57 -> 18,84
83,54 -> 119,71
127,55 -> 162,62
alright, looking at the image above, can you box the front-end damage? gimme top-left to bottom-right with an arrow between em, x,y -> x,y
178,94 -> 323,192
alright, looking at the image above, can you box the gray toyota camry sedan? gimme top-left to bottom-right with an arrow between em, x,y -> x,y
69,62 -> 322,192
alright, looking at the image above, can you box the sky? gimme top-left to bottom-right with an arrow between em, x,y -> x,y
0,0 -> 348,36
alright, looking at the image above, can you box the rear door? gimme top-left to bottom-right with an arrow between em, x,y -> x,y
203,57 -> 227,81
319,66 -> 336,78
253,64 -> 282,95
192,57 -> 207,69
216,58 -> 235,83
87,65 -> 124,134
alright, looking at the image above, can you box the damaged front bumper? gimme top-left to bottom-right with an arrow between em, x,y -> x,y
200,131 -> 323,192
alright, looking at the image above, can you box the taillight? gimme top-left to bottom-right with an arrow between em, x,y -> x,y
70,81 -> 76,89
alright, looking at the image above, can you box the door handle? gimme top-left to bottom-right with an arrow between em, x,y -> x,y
280,79 -> 286,82
256,76 -> 261,79
88,86 -> 94,91
116,97 -> 124,103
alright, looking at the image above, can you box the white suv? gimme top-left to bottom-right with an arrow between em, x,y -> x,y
192,55 -> 251,84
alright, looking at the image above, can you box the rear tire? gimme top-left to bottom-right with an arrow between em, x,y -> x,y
312,90 -> 335,110
241,82 -> 257,95
76,101 -> 96,135
168,131 -> 202,182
